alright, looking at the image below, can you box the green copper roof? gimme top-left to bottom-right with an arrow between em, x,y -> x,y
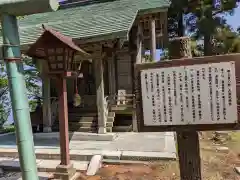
0,0 -> 170,46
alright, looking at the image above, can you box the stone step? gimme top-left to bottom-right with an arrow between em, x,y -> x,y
52,126 -> 113,133
107,116 -> 115,123
68,113 -> 98,117
69,127 -> 113,133
0,148 -> 176,162
108,112 -> 116,118
112,126 -> 132,132
52,126 -> 95,133
0,157 -> 89,172
68,107 -> 97,113
33,132 -> 117,141
53,121 -> 113,128
54,115 -> 115,124
110,105 -> 133,112
65,116 -> 98,122
68,116 -> 115,123
69,122 -> 113,128
69,126 -> 96,133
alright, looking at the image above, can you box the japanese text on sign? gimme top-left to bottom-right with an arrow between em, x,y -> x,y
141,61 -> 238,126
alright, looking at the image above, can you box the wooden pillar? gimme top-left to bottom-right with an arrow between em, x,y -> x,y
132,23 -> 143,132
42,75 -> 52,132
58,77 -> 70,165
136,23 -> 143,64
108,53 -> 116,103
40,60 -> 52,133
150,17 -> 156,61
169,37 -> 201,180
94,54 -> 107,134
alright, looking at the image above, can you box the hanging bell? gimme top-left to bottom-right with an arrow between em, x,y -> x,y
73,61 -> 82,107
73,93 -> 81,107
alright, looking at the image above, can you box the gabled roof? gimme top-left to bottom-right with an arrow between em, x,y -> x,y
0,0 -> 170,47
27,25 -> 89,59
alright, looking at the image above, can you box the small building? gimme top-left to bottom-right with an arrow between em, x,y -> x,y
0,0 -> 170,133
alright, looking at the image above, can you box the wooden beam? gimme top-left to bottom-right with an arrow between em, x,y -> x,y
170,37 -> 202,180
41,60 -> 52,133
42,76 -> 52,132
108,52 -> 116,102
132,23 -> 143,132
58,77 -> 70,165
163,12 -> 169,49
150,17 -> 156,61
136,23 -> 143,64
137,8 -> 168,16
143,32 -> 163,39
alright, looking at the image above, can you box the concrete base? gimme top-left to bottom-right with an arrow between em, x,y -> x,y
53,164 -> 77,180
33,132 -> 117,141
98,127 -> 106,134
43,126 -> 52,133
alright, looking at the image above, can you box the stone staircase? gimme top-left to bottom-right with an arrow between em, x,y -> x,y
52,107 -> 116,133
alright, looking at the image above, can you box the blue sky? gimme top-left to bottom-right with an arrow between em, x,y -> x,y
226,6 -> 240,30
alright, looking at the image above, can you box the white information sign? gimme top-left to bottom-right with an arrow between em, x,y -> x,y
141,61 -> 238,126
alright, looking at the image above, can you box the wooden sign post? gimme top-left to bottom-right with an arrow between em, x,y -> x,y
135,37 -> 240,180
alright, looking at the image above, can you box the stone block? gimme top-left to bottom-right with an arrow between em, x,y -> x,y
235,167 -> 240,175
121,151 -> 176,161
86,155 -> 102,176
54,164 -> 76,180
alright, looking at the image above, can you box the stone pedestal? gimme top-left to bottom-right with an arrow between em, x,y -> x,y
98,126 -> 106,134
53,164 -> 78,180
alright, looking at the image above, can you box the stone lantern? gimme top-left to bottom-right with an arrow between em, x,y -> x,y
27,25 -> 89,180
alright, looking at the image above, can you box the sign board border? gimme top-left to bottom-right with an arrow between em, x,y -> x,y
135,53 -> 240,132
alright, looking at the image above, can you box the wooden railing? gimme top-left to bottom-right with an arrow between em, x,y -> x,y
108,94 -> 135,107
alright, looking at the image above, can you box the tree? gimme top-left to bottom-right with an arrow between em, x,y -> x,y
143,54 -> 154,62
0,72 -> 9,127
186,0 -> 240,55
167,0 -> 240,57
0,55 -> 42,125
22,55 -> 42,100
213,25 -> 240,54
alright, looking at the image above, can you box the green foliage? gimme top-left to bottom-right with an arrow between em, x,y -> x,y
0,104 -> 9,128
29,99 -> 39,112
143,54 -> 154,62
168,0 -> 240,56
2,125 -> 15,133
213,25 -> 240,54
160,49 -> 169,61
22,55 -> 41,99
0,55 -> 41,124
0,71 -> 9,127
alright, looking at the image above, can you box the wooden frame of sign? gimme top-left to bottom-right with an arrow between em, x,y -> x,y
135,53 -> 240,132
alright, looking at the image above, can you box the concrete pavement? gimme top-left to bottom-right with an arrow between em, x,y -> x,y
0,132 -> 176,172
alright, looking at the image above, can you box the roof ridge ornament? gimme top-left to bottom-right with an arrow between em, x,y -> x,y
42,24 -> 46,30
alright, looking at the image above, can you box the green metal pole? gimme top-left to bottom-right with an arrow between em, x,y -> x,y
1,15 -> 39,180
